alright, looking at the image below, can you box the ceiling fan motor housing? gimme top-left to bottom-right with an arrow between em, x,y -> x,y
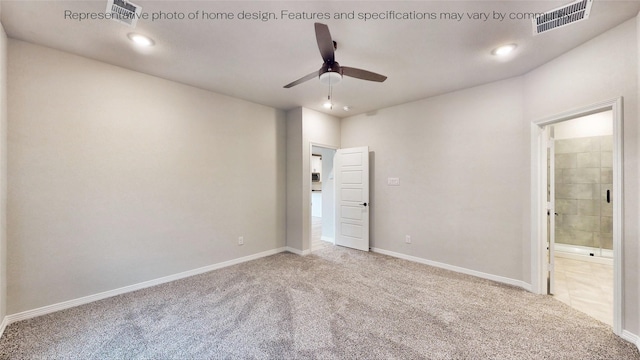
283,23 -> 386,88
319,62 -> 343,85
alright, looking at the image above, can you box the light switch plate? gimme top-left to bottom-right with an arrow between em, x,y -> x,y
387,177 -> 400,186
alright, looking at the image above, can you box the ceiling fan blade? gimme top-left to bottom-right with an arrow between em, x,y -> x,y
341,66 -> 387,82
315,23 -> 335,64
283,71 -> 318,88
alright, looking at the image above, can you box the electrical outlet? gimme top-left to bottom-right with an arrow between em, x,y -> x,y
405,235 -> 411,244
238,236 -> 244,246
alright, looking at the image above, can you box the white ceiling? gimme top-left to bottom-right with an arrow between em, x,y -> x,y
2,0 -> 639,117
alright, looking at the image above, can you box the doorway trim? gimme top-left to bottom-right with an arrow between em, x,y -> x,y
531,97 -> 623,335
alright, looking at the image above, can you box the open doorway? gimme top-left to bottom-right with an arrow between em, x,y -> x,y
547,110 -> 614,326
310,145 -> 337,251
535,98 -> 623,334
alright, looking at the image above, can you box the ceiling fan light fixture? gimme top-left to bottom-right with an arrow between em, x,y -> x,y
319,71 -> 342,86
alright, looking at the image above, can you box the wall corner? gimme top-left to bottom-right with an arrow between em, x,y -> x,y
0,19 -> 8,333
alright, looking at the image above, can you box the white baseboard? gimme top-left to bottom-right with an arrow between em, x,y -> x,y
371,247 -> 532,292
285,246 -> 311,256
3,245 -> 636,352
621,330 -> 640,352
5,247 -> 287,325
371,249 -> 640,348
0,316 -> 7,338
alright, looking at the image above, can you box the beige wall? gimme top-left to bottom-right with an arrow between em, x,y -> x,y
7,40 -> 287,314
341,77 -> 527,281
3,11 -> 638,343
637,11 -> 640,337
524,17 -> 638,335
286,107 -> 340,253
0,21 -> 7,322
301,108 -> 340,252
286,108 -> 304,252
341,17 -> 639,337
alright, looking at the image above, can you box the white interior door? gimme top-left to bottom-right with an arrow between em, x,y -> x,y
334,146 -> 369,251
547,128 -> 556,295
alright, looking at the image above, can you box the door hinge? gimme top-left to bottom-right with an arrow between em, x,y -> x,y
547,263 -> 554,272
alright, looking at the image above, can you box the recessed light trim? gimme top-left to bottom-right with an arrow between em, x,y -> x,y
128,33 -> 154,47
492,44 -> 517,56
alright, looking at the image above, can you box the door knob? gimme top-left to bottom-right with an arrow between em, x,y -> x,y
360,202 -> 368,207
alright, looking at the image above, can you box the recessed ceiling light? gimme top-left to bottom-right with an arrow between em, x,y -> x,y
343,105 -> 351,112
128,33 -> 154,47
492,44 -> 517,56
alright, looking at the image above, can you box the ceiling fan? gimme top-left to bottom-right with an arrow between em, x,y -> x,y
283,23 -> 388,88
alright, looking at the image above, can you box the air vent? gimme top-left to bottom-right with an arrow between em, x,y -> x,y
106,0 -> 142,27
533,0 -> 593,35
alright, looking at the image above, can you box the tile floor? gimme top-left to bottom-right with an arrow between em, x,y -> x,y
552,256 -> 613,326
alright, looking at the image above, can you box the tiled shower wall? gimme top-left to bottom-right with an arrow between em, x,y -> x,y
555,135 -> 613,250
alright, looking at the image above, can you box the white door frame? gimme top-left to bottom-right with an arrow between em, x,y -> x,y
308,142 -> 338,252
547,127 -> 556,295
531,97 -> 623,335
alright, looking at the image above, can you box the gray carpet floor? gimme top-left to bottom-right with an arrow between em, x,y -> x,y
0,244 -> 638,359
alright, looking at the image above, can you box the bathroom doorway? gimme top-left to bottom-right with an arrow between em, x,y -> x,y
547,110 -> 614,325
536,98 -> 623,334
